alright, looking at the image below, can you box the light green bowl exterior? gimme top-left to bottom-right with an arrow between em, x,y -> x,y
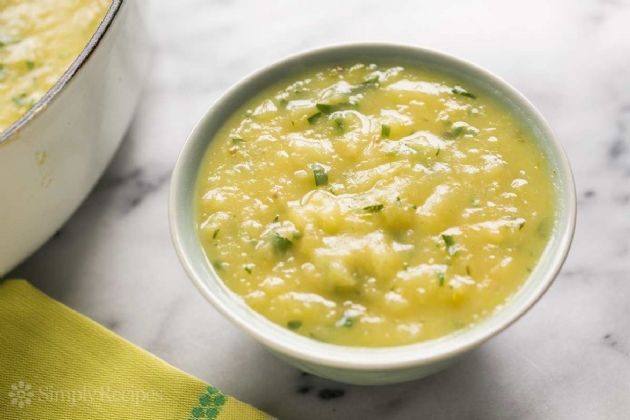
169,43 -> 576,385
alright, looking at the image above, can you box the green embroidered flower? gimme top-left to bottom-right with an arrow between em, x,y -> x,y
199,394 -> 211,407
189,386 -> 227,420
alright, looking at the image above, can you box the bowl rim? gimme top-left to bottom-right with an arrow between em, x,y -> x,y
0,0 -> 124,143
169,42 -> 577,371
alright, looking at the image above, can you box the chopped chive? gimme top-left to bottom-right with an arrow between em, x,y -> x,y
311,163 -> 328,186
334,117 -> 344,132
452,85 -> 476,99
363,204 -> 384,213
445,124 -> 466,139
271,232 -> 292,253
273,215 -> 279,223
231,137 -> 245,144
438,272 -> 445,287
212,229 -> 220,239
435,146 -> 441,157
307,112 -> 322,125
341,316 -> 354,328
25,60 -> 35,70
316,103 -> 334,114
12,93 -> 32,107
315,102 -> 354,115
212,261 -> 224,271
518,220 -> 526,230
287,320 -> 302,330
351,75 -> 379,94
466,265 -> 471,276
442,234 -> 459,256
381,124 -> 390,138
244,265 -> 253,274
442,234 -> 455,248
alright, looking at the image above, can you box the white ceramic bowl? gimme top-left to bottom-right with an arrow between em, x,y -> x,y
170,43 -> 576,385
0,0 -> 150,275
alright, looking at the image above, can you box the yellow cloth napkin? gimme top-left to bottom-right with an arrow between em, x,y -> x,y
0,279 -> 274,420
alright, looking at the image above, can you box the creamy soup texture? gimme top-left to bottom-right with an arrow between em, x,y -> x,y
196,63 -> 556,347
0,0 -> 110,133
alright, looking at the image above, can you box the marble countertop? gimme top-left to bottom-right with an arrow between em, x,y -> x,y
11,0 -> 630,418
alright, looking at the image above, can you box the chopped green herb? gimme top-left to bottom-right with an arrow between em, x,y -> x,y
25,60 -> 35,70
445,124 -> 466,139
271,232 -> 293,253
333,116 -> 344,133
307,112 -> 322,125
442,234 -> 455,248
273,215 -> 279,223
435,146 -> 441,157
351,75 -> 379,94
452,85 -> 476,99
341,316 -> 354,328
0,38 -> 19,48
466,265 -> 471,276
518,220 -> 526,230
231,137 -> 245,144
212,229 -> 220,239
287,320 -> 302,330
441,234 -> 459,256
315,102 -> 354,115
363,204 -> 384,213
244,265 -> 253,274
12,93 -> 33,107
311,163 -> 328,186
212,261 -> 224,271
381,124 -> 390,138
438,272 -> 445,287
316,103 -> 334,114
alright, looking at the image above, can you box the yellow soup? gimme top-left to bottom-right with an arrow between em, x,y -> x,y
0,0 -> 110,132
196,63 -> 556,347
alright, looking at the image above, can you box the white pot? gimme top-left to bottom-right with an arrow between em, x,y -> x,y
0,0 -> 150,275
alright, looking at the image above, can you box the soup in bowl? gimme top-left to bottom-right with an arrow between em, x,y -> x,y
170,44 -> 575,384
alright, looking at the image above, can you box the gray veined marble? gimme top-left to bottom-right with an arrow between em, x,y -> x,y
9,0 -> 630,418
